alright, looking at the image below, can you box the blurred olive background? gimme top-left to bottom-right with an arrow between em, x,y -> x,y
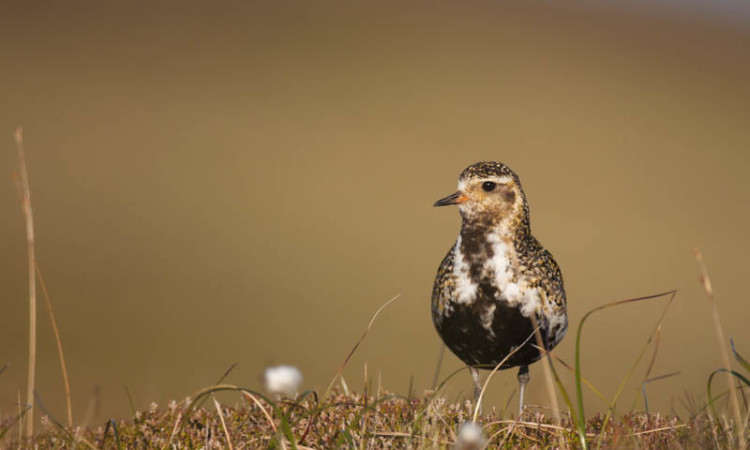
1,0 -> 749,423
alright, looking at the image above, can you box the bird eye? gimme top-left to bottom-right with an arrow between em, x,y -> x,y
481,181 -> 496,192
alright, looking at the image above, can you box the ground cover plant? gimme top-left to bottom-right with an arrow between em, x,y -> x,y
0,388 -> 735,449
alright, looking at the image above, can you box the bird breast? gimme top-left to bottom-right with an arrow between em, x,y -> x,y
452,231 -> 543,320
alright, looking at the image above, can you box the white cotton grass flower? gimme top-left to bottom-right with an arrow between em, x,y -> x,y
454,421 -> 487,450
264,365 -> 303,398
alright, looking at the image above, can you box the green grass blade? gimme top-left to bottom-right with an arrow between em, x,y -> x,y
639,372 -> 681,413
575,289 -> 676,450
707,368 -> 750,417
110,419 -> 124,450
595,290 -> 676,448
195,363 -> 238,410
33,390 -> 97,450
123,386 -> 137,416
543,350 -> 579,427
0,405 -> 30,442
324,294 -> 401,401
101,418 -> 113,449
731,338 -> 750,374
279,412 -> 299,450
548,350 -> 609,407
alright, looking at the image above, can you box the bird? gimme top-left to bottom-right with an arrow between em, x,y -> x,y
431,161 -> 568,414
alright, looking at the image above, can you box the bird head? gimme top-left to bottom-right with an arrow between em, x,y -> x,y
434,161 -> 528,226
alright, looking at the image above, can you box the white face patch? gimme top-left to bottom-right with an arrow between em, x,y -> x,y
452,236 -> 478,304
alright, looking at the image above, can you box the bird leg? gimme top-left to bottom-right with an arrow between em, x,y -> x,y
470,366 -> 482,414
517,365 -> 530,415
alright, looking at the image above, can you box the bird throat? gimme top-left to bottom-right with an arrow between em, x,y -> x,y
458,210 -> 528,275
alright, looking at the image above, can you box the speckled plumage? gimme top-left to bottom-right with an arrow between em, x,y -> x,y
432,161 -> 568,411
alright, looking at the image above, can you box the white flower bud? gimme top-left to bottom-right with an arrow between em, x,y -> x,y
455,421 -> 487,450
264,365 -> 303,398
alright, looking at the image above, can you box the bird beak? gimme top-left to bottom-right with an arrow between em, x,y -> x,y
433,191 -> 468,207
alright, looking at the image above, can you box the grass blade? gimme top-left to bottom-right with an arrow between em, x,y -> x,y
123,386 -> 136,416
213,398 -> 234,450
537,347 -> 579,429
194,362 -> 238,410
730,338 -> 750,374
33,390 -> 97,450
431,344 -> 446,390
529,315 -> 564,449
35,262 -> 73,428
323,294 -> 401,400
278,410 -> 299,450
546,350 -> 608,406
641,372 -> 681,413
0,405 -> 31,442
109,419 -> 123,450
707,368 -> 750,415
472,326 -> 538,422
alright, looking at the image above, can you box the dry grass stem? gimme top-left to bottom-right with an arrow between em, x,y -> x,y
634,324 -> 665,412
529,314 -> 565,449
644,325 -> 662,383
472,326 -> 538,422
494,416 -> 521,448
17,390 -> 22,442
35,263 -> 73,428
14,126 -> 37,438
487,419 -> 588,435
242,390 -> 277,433
324,293 -> 401,400
213,397 -> 234,450
694,248 -> 746,448
627,423 -> 688,437
164,410 -> 183,448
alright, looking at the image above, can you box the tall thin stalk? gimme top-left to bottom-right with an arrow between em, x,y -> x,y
694,249 -> 746,448
15,127 -> 37,438
35,263 -> 73,427
323,294 -> 401,401
530,315 -> 565,449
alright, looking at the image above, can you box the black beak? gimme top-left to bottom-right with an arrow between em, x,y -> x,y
433,191 -> 467,207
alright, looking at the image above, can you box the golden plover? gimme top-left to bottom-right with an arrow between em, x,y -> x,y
432,161 -> 568,413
